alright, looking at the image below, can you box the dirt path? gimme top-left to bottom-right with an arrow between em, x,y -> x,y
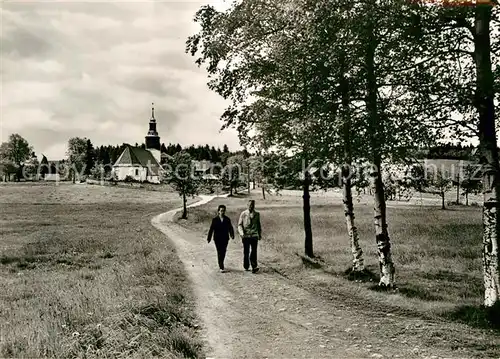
152,196 -> 467,359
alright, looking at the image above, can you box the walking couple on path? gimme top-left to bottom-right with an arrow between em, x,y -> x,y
206,200 -> 262,274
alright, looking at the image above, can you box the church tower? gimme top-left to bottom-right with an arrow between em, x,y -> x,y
145,103 -> 161,164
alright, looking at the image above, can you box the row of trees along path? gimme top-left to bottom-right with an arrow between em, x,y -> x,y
186,0 -> 500,309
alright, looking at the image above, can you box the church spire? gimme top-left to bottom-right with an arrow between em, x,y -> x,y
146,103 -> 161,151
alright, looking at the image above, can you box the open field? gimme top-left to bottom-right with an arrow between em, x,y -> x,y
178,190 -> 500,358
0,183 -> 202,358
265,188 -> 484,208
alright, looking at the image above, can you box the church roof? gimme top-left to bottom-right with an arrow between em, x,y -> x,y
114,145 -> 161,175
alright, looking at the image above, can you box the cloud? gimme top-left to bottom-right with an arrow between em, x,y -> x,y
1,27 -> 53,58
1,108 -> 61,132
1,1 -> 241,159
2,81 -> 62,107
41,142 -> 69,160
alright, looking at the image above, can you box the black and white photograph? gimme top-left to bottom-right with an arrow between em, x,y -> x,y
1,0 -> 499,358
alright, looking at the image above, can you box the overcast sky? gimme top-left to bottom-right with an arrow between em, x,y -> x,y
1,0 -> 240,159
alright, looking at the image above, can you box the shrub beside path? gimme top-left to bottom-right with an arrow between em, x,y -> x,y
152,196 -> 468,359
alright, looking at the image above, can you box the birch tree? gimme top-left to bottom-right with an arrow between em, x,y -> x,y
186,0 -> 441,283
308,2 -> 366,271
350,0 -> 428,287
186,0 -> 325,258
406,1 -> 499,307
474,3 -> 500,308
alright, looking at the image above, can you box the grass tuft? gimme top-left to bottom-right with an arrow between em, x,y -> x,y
169,328 -> 203,359
446,302 -> 500,330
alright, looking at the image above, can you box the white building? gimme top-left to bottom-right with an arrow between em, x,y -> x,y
112,104 -> 164,183
112,145 -> 162,183
192,159 -> 222,180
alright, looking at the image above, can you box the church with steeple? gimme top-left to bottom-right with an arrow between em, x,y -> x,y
111,104 -> 165,183
145,103 -> 162,165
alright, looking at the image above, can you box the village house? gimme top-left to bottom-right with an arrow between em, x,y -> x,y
192,159 -> 222,180
42,160 -> 66,182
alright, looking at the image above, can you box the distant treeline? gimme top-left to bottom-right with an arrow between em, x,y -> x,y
411,144 -> 477,160
94,142 -> 246,165
92,142 -> 482,166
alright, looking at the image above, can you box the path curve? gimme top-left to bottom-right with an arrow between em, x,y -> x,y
151,195 -> 358,358
152,195 -> 233,358
152,196 -> 463,359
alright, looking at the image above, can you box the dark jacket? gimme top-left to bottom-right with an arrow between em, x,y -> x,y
207,216 -> 235,242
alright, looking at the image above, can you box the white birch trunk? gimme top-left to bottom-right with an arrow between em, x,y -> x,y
482,167 -> 500,307
364,14 -> 395,288
339,53 -> 364,272
342,172 -> 364,271
474,5 -> 500,307
370,163 -> 395,287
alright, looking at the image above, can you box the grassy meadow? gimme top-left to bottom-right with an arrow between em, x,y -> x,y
179,190 -> 500,357
0,183 -> 202,358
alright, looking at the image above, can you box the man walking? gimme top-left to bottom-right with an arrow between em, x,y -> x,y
238,200 -> 262,273
207,204 -> 235,273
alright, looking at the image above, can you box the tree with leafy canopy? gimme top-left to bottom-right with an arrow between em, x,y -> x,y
248,154 -> 273,197
334,0 -> 469,287
290,0 -> 368,269
39,154 -> 49,179
186,0 -> 445,280
461,163 -> 483,206
67,137 -> 88,183
403,0 -> 500,308
0,134 -> 34,181
223,154 -> 245,196
163,151 -> 200,219
187,0 -> 334,259
84,139 -> 95,176
428,168 -> 454,210
23,152 -> 39,181
246,153 -> 279,199
0,142 -> 15,181
187,0 -> 351,266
